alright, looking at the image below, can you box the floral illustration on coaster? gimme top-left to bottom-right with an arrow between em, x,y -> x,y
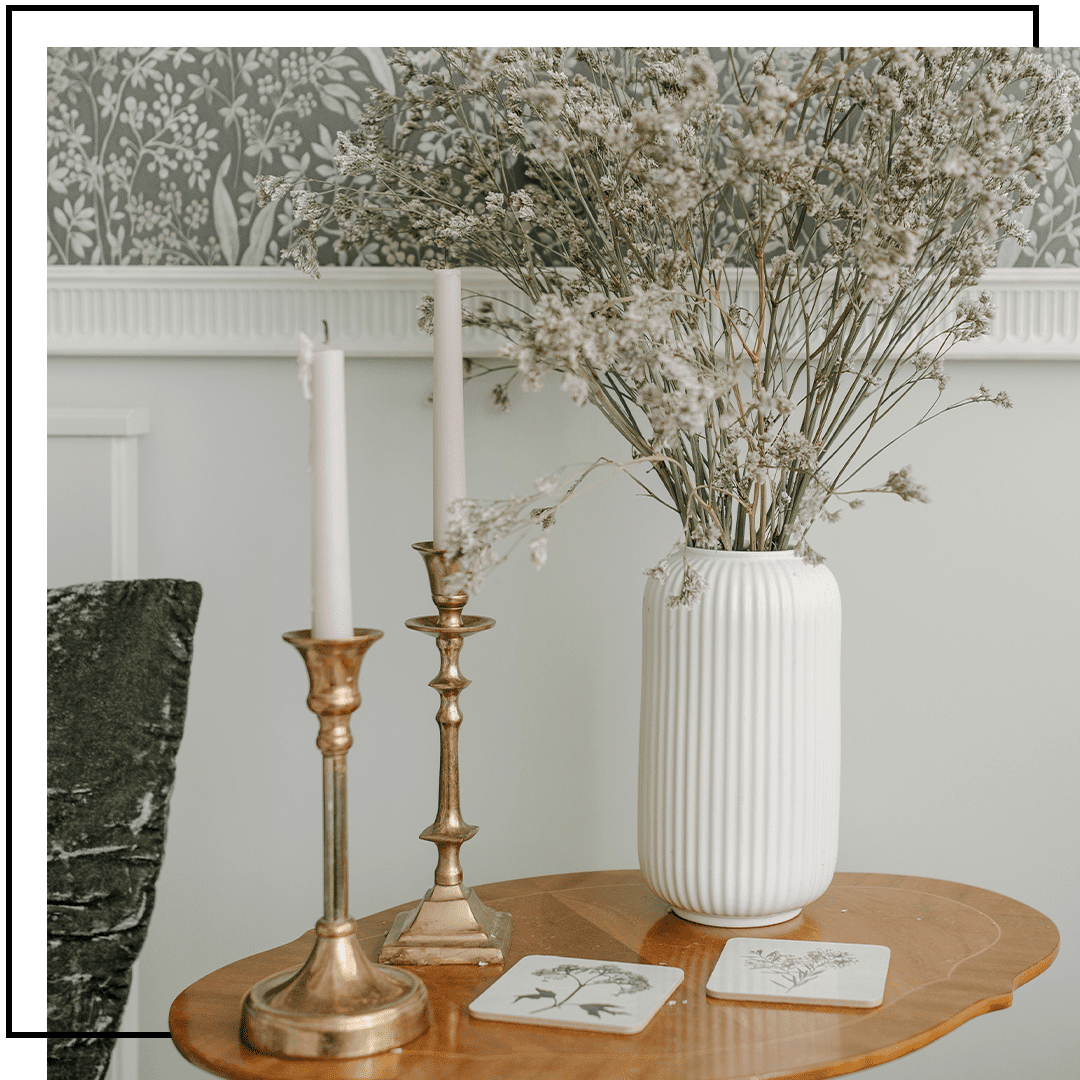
706,938 -> 891,1008
468,955 -> 685,1034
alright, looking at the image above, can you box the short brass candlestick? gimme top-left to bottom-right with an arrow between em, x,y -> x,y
379,543 -> 512,965
241,630 -> 431,1058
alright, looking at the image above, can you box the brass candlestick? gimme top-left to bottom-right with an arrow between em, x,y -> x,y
241,630 -> 431,1058
378,543 -> 512,965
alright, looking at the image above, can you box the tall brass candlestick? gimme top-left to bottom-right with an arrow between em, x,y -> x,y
241,630 -> 431,1058
379,543 -> 512,965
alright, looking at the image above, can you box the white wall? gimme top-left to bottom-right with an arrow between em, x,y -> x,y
47,351 -> 1078,1079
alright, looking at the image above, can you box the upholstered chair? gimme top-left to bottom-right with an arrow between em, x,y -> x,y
47,579 -> 202,1080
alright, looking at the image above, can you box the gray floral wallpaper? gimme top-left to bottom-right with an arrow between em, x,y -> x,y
47,47 -> 1080,269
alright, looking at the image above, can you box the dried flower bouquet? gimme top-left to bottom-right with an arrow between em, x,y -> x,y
258,47 -> 1079,591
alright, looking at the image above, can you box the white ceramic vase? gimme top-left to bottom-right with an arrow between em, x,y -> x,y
638,548 -> 841,926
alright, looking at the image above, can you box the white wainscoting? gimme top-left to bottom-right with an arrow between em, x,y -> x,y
46,265 -> 1080,361
46,266 -> 520,358
47,407 -> 149,585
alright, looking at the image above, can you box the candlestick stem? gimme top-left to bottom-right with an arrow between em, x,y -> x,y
241,630 -> 431,1058
378,543 -> 512,966
324,753 -> 347,921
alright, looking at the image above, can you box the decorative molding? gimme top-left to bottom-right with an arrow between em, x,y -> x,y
109,437 -> 139,580
947,269 -> 1080,360
47,266 -> 1080,361
47,407 -> 148,580
48,406 -> 150,436
47,266 -> 522,359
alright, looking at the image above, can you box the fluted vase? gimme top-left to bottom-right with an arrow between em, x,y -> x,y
638,548 -> 841,927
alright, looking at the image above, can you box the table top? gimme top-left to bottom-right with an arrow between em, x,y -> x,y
170,870 -> 1058,1080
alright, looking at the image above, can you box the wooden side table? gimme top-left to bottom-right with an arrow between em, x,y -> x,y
170,870 -> 1058,1080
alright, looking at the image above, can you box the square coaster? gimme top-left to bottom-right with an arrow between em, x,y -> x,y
706,938 -> 891,1008
468,954 -> 685,1034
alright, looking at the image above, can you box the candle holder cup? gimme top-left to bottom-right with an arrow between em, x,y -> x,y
378,542 -> 512,966
240,630 -> 431,1058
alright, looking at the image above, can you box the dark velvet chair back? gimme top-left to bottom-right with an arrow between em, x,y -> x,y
47,579 -> 202,1080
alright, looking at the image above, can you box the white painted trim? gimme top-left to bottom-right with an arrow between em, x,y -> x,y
110,437 -> 139,579
47,266 -> 522,359
48,406 -> 150,436
47,407 -> 148,581
46,266 -> 1080,361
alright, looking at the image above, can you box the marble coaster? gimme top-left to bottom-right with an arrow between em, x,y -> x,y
468,954 -> 685,1034
706,938 -> 891,1007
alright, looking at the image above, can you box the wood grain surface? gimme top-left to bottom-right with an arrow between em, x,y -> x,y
169,870 -> 1058,1080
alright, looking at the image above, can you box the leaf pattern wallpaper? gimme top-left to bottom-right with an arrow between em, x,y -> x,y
47,46 -> 1080,269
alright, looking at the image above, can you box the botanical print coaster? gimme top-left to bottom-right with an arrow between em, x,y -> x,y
706,938 -> 891,1008
468,955 -> 685,1034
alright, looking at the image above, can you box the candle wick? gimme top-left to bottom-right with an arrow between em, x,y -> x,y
322,320 -> 330,346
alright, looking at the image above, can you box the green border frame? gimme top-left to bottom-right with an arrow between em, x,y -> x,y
10,2 -> 1080,1071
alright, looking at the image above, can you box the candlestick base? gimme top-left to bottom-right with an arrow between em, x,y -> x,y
241,919 -> 430,1058
380,885 -> 512,966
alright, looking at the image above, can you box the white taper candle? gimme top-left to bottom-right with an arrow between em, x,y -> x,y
432,268 -> 467,551
298,331 -> 354,639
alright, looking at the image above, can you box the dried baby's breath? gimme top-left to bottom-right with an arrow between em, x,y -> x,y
258,48 -> 1079,587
